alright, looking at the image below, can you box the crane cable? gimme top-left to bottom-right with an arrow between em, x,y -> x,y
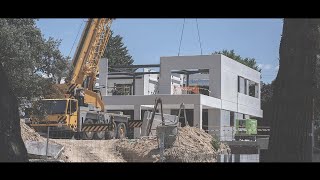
196,18 -> 203,55
68,19 -> 85,58
178,19 -> 203,56
178,19 -> 185,56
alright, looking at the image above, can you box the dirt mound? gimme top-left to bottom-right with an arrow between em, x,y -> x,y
115,126 -> 230,162
20,119 -> 45,142
53,139 -> 126,162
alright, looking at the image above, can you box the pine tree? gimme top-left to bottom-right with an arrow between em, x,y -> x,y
103,31 -> 134,72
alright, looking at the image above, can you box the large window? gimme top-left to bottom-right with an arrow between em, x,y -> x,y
249,81 -> 259,98
238,76 -> 259,98
238,76 -> 246,94
39,100 -> 67,114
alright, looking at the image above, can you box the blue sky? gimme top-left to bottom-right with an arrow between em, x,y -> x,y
36,18 -> 283,83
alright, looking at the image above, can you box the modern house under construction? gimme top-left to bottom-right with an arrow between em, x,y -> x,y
98,54 -> 263,141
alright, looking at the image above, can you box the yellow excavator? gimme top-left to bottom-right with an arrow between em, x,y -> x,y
28,18 -> 128,140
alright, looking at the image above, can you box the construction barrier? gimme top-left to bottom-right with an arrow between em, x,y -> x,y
128,121 -> 143,128
81,125 -> 109,132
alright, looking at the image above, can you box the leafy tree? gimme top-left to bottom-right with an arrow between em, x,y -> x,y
0,19 -> 69,100
103,31 -> 134,72
40,37 -> 70,84
213,49 -> 261,72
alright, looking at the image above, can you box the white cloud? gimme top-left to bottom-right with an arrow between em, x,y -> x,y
258,63 -> 273,70
264,64 -> 272,70
275,65 -> 279,70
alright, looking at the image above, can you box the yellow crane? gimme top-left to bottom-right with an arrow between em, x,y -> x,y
29,18 -> 128,140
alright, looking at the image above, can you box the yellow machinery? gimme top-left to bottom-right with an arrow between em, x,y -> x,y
29,19 -> 129,140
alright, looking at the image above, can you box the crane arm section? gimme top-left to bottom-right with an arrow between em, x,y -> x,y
67,18 -> 112,111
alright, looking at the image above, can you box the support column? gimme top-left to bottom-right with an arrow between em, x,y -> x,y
132,74 -> 136,95
134,105 -> 141,139
98,58 -> 108,96
134,105 -> 141,120
193,104 -> 203,129
134,128 -> 141,139
208,109 -> 221,138
158,65 -> 172,94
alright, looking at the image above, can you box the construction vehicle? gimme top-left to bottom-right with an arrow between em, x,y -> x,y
28,18 -> 129,140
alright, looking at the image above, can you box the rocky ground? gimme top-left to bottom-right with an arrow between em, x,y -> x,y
20,120 -> 45,142
20,119 -> 125,162
52,139 -> 125,162
21,120 -> 230,162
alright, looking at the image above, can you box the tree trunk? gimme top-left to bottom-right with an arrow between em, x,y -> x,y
0,65 -> 28,162
266,19 -> 320,162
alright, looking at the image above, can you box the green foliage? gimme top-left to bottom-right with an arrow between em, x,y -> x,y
211,135 -> 221,150
103,31 -> 134,72
40,37 -> 70,84
0,19 -> 69,100
213,49 -> 261,72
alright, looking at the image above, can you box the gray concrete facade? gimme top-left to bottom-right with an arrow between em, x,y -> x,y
101,55 -> 263,140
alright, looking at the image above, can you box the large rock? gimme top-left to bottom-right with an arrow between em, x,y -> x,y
0,65 -> 28,162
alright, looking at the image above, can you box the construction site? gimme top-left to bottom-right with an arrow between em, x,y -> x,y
2,18 -> 320,162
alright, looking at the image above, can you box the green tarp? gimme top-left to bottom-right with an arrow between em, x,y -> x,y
235,119 -> 257,135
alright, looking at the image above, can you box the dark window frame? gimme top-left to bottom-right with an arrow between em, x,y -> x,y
230,111 -> 235,126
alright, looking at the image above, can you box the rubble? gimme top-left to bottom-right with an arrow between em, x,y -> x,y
115,126 -> 231,162
20,119 -> 45,143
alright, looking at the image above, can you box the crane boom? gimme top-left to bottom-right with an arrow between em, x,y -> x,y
29,18 -> 130,140
67,18 -> 112,111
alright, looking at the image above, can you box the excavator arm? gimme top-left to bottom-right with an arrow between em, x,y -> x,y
66,18 -> 113,111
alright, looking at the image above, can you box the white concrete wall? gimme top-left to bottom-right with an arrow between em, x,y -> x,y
158,55 -> 262,118
220,55 -> 262,117
221,55 -> 260,83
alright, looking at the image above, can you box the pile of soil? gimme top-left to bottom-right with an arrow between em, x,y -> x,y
20,120 -> 45,143
53,139 -> 126,162
115,126 -> 230,162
